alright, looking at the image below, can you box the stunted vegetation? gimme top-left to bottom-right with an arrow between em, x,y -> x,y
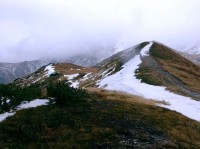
47,82 -> 88,105
0,88 -> 200,148
87,87 -> 157,105
0,83 -> 42,113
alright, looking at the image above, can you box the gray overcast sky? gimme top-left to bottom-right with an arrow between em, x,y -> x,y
0,0 -> 200,62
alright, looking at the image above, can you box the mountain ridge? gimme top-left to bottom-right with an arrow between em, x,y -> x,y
1,41 -> 200,148
0,55 -> 100,84
13,41 -> 200,97
12,41 -> 200,96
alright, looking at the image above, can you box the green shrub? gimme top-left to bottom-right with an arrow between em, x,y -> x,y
47,82 -> 88,105
0,83 -> 42,113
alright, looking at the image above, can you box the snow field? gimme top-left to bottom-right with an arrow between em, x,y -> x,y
99,42 -> 200,121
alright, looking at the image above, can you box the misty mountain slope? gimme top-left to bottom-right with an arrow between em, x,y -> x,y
13,41 -> 200,99
178,51 -> 200,66
0,60 -> 47,84
12,41 -> 200,121
176,43 -> 200,65
14,63 -> 97,87
82,42 -> 200,98
79,42 -> 150,87
0,54 -> 102,84
183,43 -> 200,55
13,42 -> 200,94
46,54 -> 100,67
94,42 -> 200,121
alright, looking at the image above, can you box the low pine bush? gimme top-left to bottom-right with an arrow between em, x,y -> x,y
47,82 -> 88,105
0,83 -> 42,113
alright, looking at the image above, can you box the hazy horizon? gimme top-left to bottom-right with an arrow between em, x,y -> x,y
1,0 -> 200,63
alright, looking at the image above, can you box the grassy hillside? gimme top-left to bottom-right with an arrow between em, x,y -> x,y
151,43 -> 200,92
0,89 -> 200,148
136,42 -> 200,100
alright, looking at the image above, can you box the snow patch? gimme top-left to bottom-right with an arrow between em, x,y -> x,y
0,97 -> 11,105
64,73 -> 79,80
0,99 -> 49,122
0,112 -> 15,122
32,77 -> 42,83
140,43 -> 152,56
6,99 -> 10,104
45,64 -> 56,76
64,73 -> 80,88
81,73 -> 92,81
99,42 -> 200,122
17,99 -> 49,109
101,68 -> 113,78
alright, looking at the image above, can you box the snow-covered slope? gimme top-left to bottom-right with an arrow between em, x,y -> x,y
13,62 -> 97,87
98,42 -> 200,121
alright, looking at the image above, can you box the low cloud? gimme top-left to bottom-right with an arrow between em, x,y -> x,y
0,0 -> 200,62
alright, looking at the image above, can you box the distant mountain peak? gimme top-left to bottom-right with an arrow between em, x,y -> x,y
183,42 -> 200,55
113,42 -> 125,54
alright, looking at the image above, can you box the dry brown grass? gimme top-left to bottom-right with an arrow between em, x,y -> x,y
86,87 -> 159,106
151,43 -> 200,93
1,86 -> 200,148
87,87 -> 200,148
49,63 -> 98,83
160,61 -> 200,93
55,63 -> 98,75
